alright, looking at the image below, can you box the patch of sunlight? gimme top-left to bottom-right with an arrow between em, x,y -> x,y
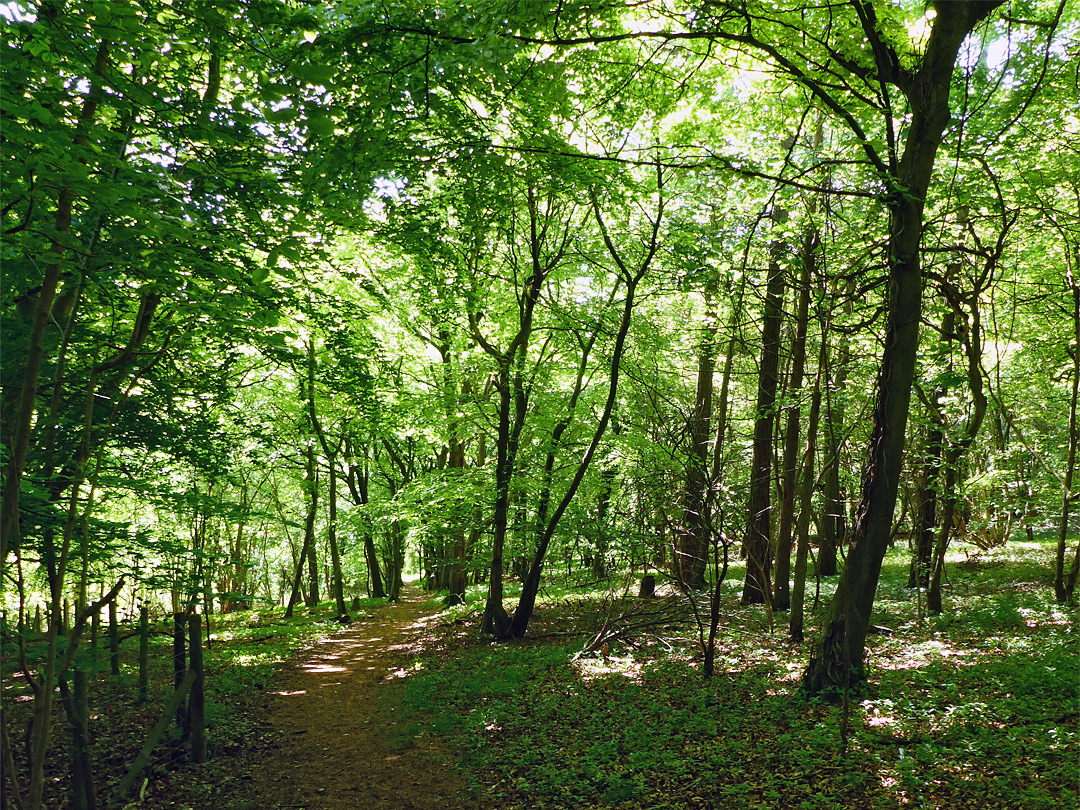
875,636 -> 979,671
231,651 -> 277,666
782,662 -> 804,682
302,663 -> 347,674
388,660 -> 424,679
573,655 -> 644,682
862,700 -> 900,731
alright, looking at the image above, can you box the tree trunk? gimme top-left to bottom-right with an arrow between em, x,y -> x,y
503,177 -> 663,639
0,40 -> 110,569
910,295 -> 956,588
677,283 -> 717,588
818,297 -> 852,577
303,441 -> 320,608
344,447 -> 386,599
507,261 -> 649,638
774,229 -> 816,611
480,359 -> 516,636
802,0 -> 1002,696
476,182 -> 559,637
743,209 -> 787,605
791,334 -> 826,642
926,461 -> 959,614
306,341 -> 347,617
326,463 -> 348,617
1055,272 -> 1080,602
439,335 -> 470,605
909,413 -> 944,589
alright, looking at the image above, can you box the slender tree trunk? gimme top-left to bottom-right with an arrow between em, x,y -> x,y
305,343 -> 347,617
508,269 -> 648,638
677,283 -> 717,588
909,412 -> 944,589
929,290 -> 989,613
0,40 -> 110,570
438,335 -> 470,604
910,300 -> 955,588
481,359 -> 516,636
505,175 -> 663,639
388,520 -> 405,601
802,1 -> 1002,696
476,182 -> 561,636
818,292 -> 852,577
326,463 -> 348,617
775,229 -> 816,611
1055,273 -> 1080,602
743,209 -> 787,605
345,446 -> 386,599
927,461 -> 960,614
791,334 -> 826,642
303,442 -> 320,608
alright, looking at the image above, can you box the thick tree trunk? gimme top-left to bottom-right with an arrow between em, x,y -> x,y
803,198 -> 923,693
742,210 -> 787,605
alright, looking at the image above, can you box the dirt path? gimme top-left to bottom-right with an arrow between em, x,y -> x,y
214,587 -> 469,810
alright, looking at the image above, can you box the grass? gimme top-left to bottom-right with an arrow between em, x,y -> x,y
403,540 -> 1079,810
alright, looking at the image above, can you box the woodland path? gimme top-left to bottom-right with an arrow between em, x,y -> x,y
197,586 -> 469,810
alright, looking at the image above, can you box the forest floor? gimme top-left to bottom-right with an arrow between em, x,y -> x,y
141,585 -> 469,810
3,541 -> 1076,809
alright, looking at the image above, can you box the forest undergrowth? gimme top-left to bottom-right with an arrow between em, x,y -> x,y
1,542 -> 1075,810
404,540 -> 1077,810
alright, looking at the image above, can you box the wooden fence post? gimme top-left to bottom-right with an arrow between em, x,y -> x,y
188,614 -> 206,763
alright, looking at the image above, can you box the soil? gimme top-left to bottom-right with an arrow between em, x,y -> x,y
156,586 -> 471,810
